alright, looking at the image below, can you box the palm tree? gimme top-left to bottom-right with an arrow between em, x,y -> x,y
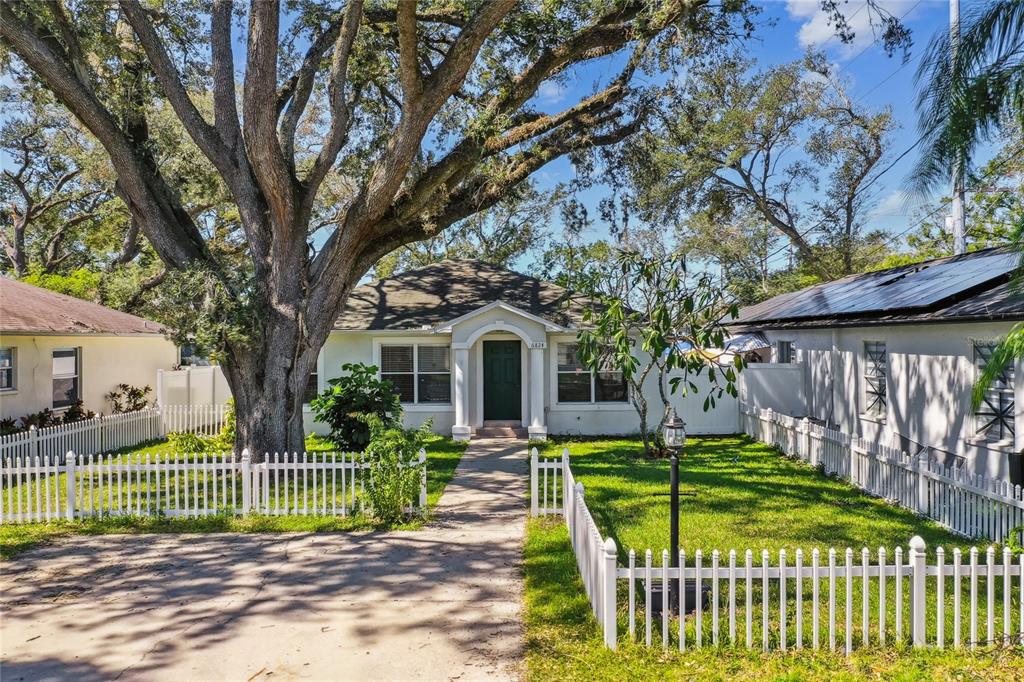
912,0 -> 1023,195
913,1 -> 1023,407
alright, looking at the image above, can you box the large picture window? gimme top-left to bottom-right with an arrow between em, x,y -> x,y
974,342 -> 1015,442
380,344 -> 451,404
863,341 -> 887,416
556,343 -> 627,404
52,348 -> 80,409
0,348 -> 14,392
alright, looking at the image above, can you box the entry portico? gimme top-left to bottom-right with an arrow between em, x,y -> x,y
438,300 -> 564,441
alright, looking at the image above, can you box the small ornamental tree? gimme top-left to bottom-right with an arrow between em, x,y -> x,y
310,363 -> 402,451
570,249 -> 743,456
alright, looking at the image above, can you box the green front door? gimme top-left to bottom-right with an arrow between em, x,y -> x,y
483,340 -> 521,421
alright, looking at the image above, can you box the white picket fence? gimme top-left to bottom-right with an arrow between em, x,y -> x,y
530,449 -> 1024,653
0,404 -> 229,464
0,449 -> 427,523
741,405 -> 1024,543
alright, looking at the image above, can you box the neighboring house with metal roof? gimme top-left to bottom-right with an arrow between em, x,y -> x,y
730,247 -> 1024,483
308,259 -> 738,440
0,278 -> 177,422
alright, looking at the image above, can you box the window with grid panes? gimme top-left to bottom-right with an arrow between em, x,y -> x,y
380,344 -> 450,404
863,341 -> 887,415
974,342 -> 1015,442
556,342 -> 627,403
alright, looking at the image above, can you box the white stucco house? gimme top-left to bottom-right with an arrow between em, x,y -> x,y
0,277 -> 178,422
730,247 -> 1024,483
305,259 -> 738,441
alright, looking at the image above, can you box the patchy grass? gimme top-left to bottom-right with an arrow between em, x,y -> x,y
525,436 -> 1024,680
1,434 -> 465,560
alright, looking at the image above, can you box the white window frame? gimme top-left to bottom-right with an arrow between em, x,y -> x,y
302,349 -> 325,410
551,340 -> 629,407
971,339 -> 1015,446
861,340 -> 887,420
775,340 -> 795,364
372,337 -> 453,410
51,347 -> 81,410
0,347 -> 15,393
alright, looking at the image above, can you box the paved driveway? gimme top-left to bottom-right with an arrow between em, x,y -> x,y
0,440 -> 526,681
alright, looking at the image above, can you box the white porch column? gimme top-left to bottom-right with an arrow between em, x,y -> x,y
528,344 -> 547,440
452,345 -> 472,441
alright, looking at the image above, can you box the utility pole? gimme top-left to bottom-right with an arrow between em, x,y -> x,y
949,0 -> 967,255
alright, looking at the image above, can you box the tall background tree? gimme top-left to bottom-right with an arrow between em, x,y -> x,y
0,0 -> 761,454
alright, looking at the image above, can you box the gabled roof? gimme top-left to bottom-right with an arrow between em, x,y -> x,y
732,247 -> 1024,330
334,259 -> 589,331
0,277 -> 167,336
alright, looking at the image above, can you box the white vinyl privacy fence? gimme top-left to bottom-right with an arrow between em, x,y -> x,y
741,404 -> 1024,543
0,404 -> 228,464
1,449 -> 427,523
530,449 -> 1024,653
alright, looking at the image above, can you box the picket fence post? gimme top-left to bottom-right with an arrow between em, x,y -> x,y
561,448 -> 570,515
530,448 -> 539,517
65,451 -> 77,520
241,448 -> 252,513
95,414 -> 104,454
603,536 -> 618,650
916,454 -> 928,515
418,448 -> 427,509
765,408 -> 774,445
28,425 -> 38,460
910,535 -> 927,647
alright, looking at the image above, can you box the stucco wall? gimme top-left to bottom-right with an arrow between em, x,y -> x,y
754,322 -> 1023,481
0,333 -> 178,420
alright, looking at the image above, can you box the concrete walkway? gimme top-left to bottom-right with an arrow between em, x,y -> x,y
0,440 -> 528,681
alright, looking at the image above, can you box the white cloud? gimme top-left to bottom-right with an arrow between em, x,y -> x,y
870,190 -> 911,218
786,0 -> 922,59
537,80 -> 567,104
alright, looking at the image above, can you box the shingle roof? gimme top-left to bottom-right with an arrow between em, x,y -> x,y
732,248 -> 1024,330
334,259 -> 588,330
0,277 -> 167,335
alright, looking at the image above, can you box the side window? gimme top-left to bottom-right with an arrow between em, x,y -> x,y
0,347 -> 15,392
380,345 -> 415,403
974,342 -> 1015,442
863,341 -> 887,415
776,341 -> 793,364
52,348 -> 81,409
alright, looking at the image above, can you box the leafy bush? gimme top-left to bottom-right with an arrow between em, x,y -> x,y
361,418 -> 429,524
310,363 -> 403,450
0,417 -> 20,436
167,431 -> 207,455
106,384 -> 152,413
19,408 -> 59,429
61,400 -> 95,424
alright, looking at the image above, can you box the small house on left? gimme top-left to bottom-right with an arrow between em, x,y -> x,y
0,278 -> 177,422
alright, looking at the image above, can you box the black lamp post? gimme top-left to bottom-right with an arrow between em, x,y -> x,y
663,408 -> 686,607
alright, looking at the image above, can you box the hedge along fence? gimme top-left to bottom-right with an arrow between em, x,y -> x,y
530,449 -> 1024,653
740,404 -> 1024,543
1,449 -> 427,523
0,404 -> 229,464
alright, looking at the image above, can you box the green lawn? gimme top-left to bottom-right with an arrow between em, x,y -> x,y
1,433 -> 465,560
527,436 -> 1024,680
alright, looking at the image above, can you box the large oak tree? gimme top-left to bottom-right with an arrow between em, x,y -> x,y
1,0 -> 755,454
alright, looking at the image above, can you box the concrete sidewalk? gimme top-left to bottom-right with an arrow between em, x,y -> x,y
0,439 -> 527,682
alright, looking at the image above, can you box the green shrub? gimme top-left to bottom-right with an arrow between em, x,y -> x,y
211,398 -> 236,450
167,431 -> 206,454
310,363 -> 402,450
106,383 -> 152,413
361,418 -> 429,524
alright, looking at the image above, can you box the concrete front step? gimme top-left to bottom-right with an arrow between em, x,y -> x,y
475,427 -> 527,439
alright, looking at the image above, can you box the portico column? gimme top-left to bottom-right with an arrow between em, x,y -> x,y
452,345 -> 472,441
528,344 -> 547,441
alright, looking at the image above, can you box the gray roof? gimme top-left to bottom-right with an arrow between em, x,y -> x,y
732,248 -> 1024,330
334,259 -> 588,330
0,277 -> 166,335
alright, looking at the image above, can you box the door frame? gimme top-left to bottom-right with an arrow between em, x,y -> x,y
474,333 -> 528,426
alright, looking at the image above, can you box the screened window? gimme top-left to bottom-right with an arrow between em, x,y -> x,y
863,341 -> 887,416
52,348 -> 80,409
974,342 -> 1015,442
556,343 -> 627,403
0,348 -> 14,391
776,341 -> 793,364
380,344 -> 451,404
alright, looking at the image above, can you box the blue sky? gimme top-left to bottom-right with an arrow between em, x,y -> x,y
526,0 -> 963,271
